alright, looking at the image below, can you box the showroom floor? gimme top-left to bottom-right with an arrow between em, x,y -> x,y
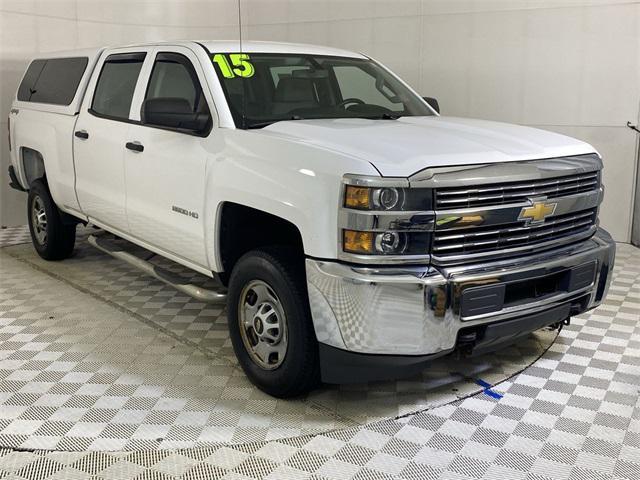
0,225 -> 638,480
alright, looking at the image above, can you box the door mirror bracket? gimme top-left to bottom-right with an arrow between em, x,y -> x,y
423,97 -> 440,114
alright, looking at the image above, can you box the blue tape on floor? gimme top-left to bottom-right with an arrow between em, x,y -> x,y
475,378 -> 504,400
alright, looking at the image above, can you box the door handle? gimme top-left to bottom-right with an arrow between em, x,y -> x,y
74,130 -> 89,139
126,141 -> 144,153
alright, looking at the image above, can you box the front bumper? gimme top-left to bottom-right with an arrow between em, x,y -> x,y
306,228 -> 616,383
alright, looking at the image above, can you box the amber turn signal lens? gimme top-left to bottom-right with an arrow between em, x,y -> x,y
343,230 -> 374,254
344,186 -> 371,209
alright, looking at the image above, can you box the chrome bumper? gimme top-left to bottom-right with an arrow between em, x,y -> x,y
306,228 -> 615,362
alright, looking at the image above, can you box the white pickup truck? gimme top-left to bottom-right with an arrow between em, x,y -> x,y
8,41 -> 615,397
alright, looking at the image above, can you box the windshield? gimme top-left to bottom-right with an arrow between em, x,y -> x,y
211,53 -> 434,129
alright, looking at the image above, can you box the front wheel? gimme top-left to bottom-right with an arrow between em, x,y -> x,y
27,179 -> 76,260
227,247 -> 319,397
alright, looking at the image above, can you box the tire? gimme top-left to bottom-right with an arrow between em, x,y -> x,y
227,247 -> 319,397
27,179 -> 76,260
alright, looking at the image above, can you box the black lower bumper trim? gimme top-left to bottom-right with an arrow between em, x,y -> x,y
466,302 -> 572,356
319,344 -> 453,384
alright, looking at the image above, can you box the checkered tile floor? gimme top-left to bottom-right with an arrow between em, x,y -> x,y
0,229 -> 552,451
0,226 -> 31,248
0,228 -> 637,479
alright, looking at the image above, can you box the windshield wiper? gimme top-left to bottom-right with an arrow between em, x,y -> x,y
363,113 -> 401,120
247,113 -> 400,128
246,115 -> 304,129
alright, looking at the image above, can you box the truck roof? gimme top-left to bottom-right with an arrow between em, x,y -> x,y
30,41 -> 366,60
198,40 -> 367,59
111,40 -> 365,58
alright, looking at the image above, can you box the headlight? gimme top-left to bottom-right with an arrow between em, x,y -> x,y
340,176 -> 434,262
343,229 -> 429,255
376,231 -> 405,253
344,185 -> 432,211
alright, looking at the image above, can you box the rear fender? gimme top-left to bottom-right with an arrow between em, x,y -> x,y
12,109 -> 80,212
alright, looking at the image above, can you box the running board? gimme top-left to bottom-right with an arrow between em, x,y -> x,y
87,234 -> 227,304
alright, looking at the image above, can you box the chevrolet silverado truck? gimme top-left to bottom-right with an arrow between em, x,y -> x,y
7,41 -> 615,397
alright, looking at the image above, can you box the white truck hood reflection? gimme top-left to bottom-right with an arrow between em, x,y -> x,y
259,116 -> 596,177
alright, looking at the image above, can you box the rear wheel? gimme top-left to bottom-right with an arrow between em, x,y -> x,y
27,179 -> 76,260
227,247 -> 319,397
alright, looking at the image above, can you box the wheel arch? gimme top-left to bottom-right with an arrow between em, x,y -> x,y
215,202 -> 305,285
21,146 -> 46,186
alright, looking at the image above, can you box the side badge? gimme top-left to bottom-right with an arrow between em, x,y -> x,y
172,206 -> 199,219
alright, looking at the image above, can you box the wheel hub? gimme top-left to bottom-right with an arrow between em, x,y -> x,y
253,316 -> 264,334
239,281 -> 288,370
31,195 -> 47,245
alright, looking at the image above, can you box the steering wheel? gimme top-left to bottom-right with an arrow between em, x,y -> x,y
337,98 -> 365,109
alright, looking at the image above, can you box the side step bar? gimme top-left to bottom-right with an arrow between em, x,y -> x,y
87,234 -> 227,304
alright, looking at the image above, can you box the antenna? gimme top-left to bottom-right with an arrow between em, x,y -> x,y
238,0 -> 247,129
237,0 -> 243,50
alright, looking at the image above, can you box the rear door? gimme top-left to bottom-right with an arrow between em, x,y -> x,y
123,45 -> 213,267
74,47 -> 151,233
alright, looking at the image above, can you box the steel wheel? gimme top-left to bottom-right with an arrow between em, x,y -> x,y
238,279 -> 288,370
26,179 -> 76,260
30,195 -> 47,246
228,248 -> 320,397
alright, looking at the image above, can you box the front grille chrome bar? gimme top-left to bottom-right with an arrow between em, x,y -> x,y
435,171 -> 600,208
434,209 -> 596,245
432,208 -> 599,263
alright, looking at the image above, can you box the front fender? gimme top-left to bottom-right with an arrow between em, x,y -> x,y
203,129 -> 380,272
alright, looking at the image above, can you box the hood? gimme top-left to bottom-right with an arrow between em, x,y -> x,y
257,116 -> 596,177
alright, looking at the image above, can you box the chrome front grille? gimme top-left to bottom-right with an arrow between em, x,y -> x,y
408,155 -> 604,265
435,171 -> 600,209
433,207 -> 598,260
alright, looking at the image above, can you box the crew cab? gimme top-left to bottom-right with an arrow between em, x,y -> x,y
7,41 -> 615,397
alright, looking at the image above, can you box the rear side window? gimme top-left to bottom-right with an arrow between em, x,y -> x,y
91,53 -> 146,120
17,57 -> 88,105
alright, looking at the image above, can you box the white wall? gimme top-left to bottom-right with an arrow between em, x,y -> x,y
0,0 -> 240,228
1,0 -> 638,242
239,0 -> 640,242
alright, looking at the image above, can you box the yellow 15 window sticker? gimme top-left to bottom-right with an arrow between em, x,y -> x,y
212,53 -> 255,78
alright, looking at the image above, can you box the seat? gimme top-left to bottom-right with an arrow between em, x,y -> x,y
271,77 -> 318,114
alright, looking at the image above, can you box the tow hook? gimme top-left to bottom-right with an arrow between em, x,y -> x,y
547,317 -> 571,332
456,330 -> 478,357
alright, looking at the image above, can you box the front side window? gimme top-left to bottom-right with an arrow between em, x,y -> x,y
141,52 -> 211,134
145,53 -> 208,113
211,53 -> 433,129
91,53 -> 146,119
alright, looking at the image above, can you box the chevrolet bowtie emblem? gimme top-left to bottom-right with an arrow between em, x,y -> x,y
518,200 -> 557,224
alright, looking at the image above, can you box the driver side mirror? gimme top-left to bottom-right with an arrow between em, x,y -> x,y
142,97 -> 210,133
423,97 -> 440,114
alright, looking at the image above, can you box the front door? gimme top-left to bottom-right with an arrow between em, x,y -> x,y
74,49 -> 150,233
124,46 -> 213,267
